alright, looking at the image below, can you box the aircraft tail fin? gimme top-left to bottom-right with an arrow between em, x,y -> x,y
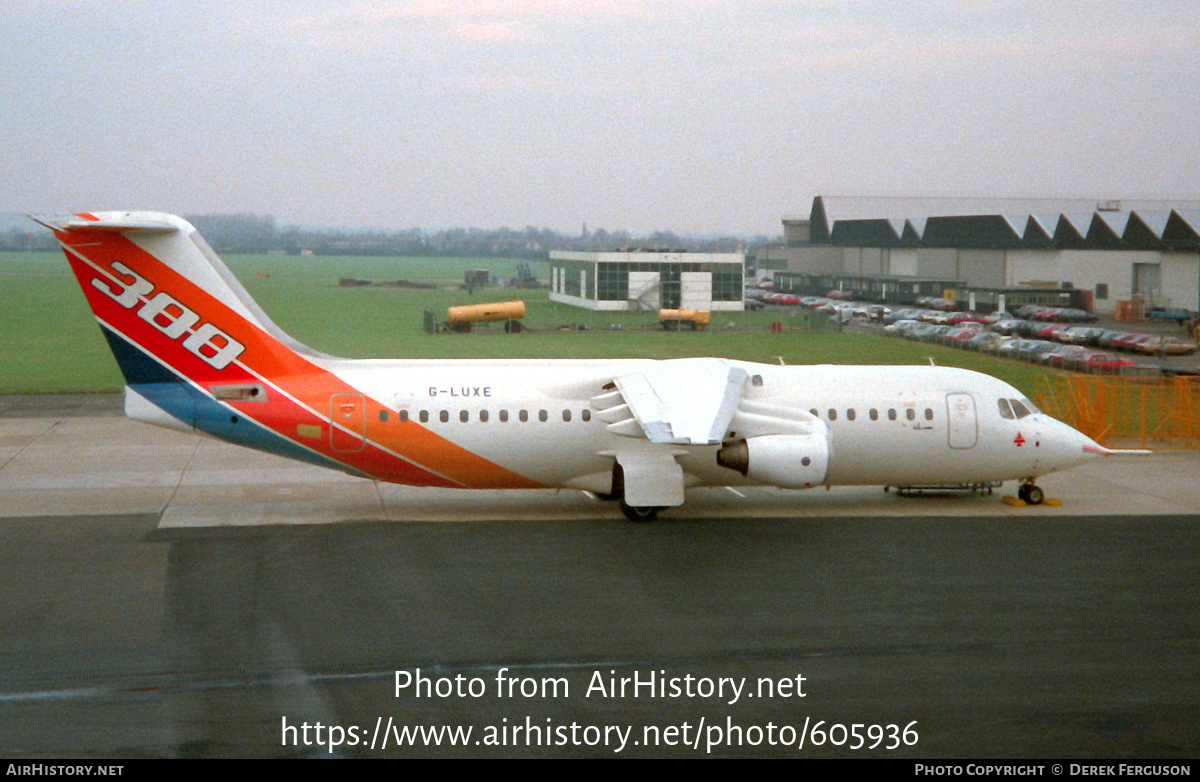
42,211 -> 327,373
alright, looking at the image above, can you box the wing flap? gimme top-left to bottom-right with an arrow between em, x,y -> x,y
610,358 -> 749,445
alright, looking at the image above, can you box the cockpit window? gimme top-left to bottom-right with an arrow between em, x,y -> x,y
1010,399 -> 1032,419
998,399 -> 1014,420
1018,397 -> 1039,415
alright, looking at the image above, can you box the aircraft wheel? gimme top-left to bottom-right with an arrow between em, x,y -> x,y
620,502 -> 660,523
1018,483 -> 1045,505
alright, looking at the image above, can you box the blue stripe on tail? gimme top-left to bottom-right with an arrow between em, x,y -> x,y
99,325 -> 364,476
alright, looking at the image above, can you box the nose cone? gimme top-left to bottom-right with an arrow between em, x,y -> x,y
1040,418 -> 1108,472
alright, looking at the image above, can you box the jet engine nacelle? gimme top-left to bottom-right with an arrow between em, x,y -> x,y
716,433 -> 830,489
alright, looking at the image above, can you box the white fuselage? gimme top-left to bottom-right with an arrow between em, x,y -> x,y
329,359 -> 1095,493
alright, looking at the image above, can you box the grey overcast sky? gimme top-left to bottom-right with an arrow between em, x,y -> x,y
3,1 -> 1198,236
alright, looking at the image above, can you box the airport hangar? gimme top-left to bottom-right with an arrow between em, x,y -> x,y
756,196 -> 1200,316
549,250 -> 745,312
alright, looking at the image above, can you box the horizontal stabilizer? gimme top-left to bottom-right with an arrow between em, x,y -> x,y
29,213 -> 181,234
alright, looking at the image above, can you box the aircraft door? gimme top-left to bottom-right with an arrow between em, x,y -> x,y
330,393 -> 366,452
946,392 -> 978,449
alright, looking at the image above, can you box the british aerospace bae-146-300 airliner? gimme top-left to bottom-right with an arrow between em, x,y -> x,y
37,212 -> 1144,520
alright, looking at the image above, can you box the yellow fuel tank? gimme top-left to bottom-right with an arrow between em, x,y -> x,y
658,308 -> 711,328
447,300 -> 526,325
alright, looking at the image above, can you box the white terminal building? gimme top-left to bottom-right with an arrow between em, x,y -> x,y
549,251 -> 745,312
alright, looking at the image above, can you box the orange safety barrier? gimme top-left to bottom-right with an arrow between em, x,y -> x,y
1035,374 -> 1200,449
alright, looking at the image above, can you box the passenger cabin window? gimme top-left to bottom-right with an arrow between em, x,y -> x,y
846,409 -> 856,421
828,409 -> 837,421
562,410 -> 571,422
400,410 -> 409,423
440,411 -> 450,423
519,410 -> 529,422
459,410 -> 469,423
500,410 -> 509,422
420,410 -> 429,423
925,408 -> 934,421
480,410 -> 489,422
906,409 -> 915,421
888,409 -> 897,421
869,409 -> 879,421
998,399 -> 1014,420
582,409 -> 591,422
379,410 -> 388,422
539,410 -> 548,422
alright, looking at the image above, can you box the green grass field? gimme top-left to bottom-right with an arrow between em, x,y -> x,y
0,250 -> 1054,396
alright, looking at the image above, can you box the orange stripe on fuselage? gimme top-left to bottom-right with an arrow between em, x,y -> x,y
59,229 -> 543,490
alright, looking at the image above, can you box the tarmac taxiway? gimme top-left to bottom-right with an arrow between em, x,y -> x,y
1,394 -> 1197,757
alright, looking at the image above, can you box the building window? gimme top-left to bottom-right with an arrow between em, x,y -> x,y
1096,283 -> 1109,300
713,269 -> 743,301
596,262 -> 629,301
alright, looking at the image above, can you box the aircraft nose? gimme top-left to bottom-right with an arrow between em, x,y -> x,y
1042,418 -> 1108,470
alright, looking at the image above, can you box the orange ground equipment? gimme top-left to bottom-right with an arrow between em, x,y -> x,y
446,300 -> 526,332
658,309 -> 711,331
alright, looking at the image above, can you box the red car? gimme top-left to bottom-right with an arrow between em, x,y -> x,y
1079,352 -> 1136,373
1037,323 -> 1071,339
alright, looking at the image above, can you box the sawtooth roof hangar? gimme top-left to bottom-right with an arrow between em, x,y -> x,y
759,196 -> 1200,315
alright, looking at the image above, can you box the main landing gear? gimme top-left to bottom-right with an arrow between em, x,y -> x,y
1017,481 -> 1045,505
607,464 -> 662,523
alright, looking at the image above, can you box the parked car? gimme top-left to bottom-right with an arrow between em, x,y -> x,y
1135,336 -> 1199,356
1017,341 -> 1058,362
1078,352 -> 1137,373
884,319 -> 920,335
1042,345 -> 1090,368
1058,327 -> 1105,345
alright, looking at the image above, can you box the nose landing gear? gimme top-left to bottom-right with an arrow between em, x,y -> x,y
1017,481 -> 1045,505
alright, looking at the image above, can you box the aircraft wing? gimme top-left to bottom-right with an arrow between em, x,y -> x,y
592,358 -> 750,445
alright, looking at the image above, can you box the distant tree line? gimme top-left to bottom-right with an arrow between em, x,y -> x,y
0,212 -> 777,257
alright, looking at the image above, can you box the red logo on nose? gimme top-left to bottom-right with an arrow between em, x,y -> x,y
1014,432 -> 1025,447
